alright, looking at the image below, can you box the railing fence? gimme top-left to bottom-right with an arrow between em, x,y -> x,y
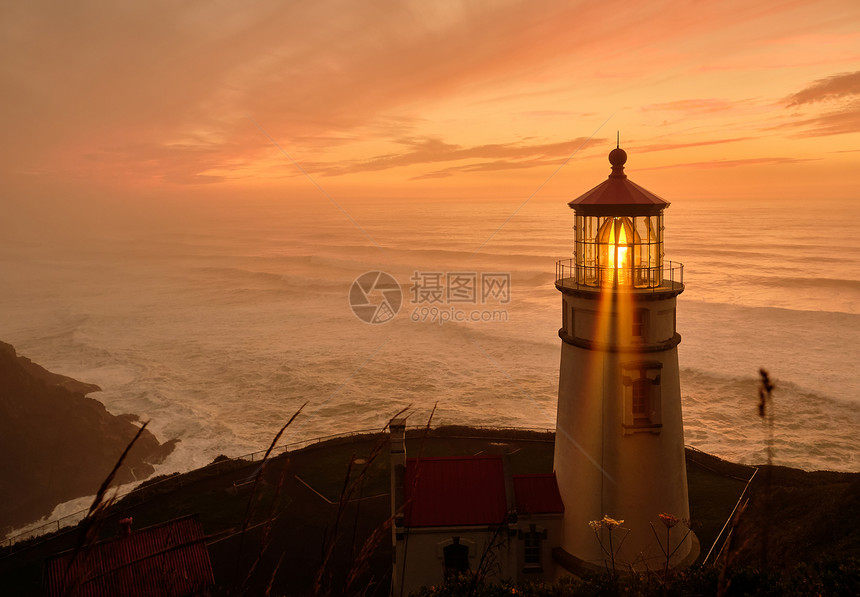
556,259 -> 684,291
2,425 -> 555,549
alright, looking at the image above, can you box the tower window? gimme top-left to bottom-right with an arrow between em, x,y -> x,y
632,378 -> 651,423
621,361 -> 663,431
570,305 -> 576,337
632,308 -> 647,339
561,303 -> 576,337
562,302 -> 569,334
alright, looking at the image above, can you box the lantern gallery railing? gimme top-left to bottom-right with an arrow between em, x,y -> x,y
555,259 -> 684,292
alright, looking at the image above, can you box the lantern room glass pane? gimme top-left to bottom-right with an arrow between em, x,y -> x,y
574,214 -> 664,288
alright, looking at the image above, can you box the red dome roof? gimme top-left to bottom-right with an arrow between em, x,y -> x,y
568,148 -> 669,216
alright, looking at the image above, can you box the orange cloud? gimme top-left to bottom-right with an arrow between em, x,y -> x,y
782,102 -> 860,138
2,0 -> 858,197
411,157 -> 571,180
302,136 -> 606,178
775,71 -> 860,138
638,157 -> 819,171
786,71 -> 860,106
633,137 -> 753,153
640,99 -> 737,114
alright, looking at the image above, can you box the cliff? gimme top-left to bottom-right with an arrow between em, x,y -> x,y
0,428 -> 856,595
0,341 -> 176,534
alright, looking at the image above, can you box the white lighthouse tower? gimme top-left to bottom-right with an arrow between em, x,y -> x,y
553,146 -> 695,571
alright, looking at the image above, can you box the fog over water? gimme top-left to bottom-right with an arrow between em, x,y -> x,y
2,193 -> 858,497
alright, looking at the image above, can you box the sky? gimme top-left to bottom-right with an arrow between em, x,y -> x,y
2,0 -> 859,204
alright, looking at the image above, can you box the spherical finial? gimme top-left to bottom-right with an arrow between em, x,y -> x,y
609,147 -> 627,168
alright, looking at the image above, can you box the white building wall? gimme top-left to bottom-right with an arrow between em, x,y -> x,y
394,527 -> 515,596
393,515 -> 563,596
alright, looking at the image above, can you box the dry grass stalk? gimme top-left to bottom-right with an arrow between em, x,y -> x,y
240,451 -> 293,594
313,406 -> 411,596
61,421 -> 150,596
758,368 -> 775,573
232,403 -> 306,591
394,404 -> 438,597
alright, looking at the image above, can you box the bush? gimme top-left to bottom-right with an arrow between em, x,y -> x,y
407,559 -> 860,596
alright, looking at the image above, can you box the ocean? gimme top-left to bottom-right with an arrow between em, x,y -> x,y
1,192 -> 858,512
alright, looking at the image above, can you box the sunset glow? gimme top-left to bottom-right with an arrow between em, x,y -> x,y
2,0 -> 858,202
2,4 -> 859,583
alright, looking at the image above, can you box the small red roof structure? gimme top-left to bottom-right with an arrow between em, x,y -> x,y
568,147 -> 669,216
513,474 -> 565,515
403,455 -> 564,527
404,456 -> 509,527
46,515 -> 214,597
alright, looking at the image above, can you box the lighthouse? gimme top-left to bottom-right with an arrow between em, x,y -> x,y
553,146 -> 696,571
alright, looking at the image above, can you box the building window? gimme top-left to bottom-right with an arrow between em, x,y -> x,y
632,308 -> 647,339
621,361 -> 663,432
524,528 -> 540,566
519,524 -> 546,570
443,538 -> 469,580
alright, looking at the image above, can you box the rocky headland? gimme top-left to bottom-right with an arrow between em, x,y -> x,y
0,341 -> 176,535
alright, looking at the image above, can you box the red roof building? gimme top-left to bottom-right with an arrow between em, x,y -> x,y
46,515 -> 214,597
403,457 -> 564,527
513,474 -> 565,516
404,455 -> 509,527
390,421 -> 565,596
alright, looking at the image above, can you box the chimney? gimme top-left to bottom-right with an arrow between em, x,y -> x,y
502,452 -> 517,526
389,418 -> 407,537
119,517 -> 133,538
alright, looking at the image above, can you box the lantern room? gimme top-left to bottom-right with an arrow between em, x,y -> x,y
559,147 -> 680,290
